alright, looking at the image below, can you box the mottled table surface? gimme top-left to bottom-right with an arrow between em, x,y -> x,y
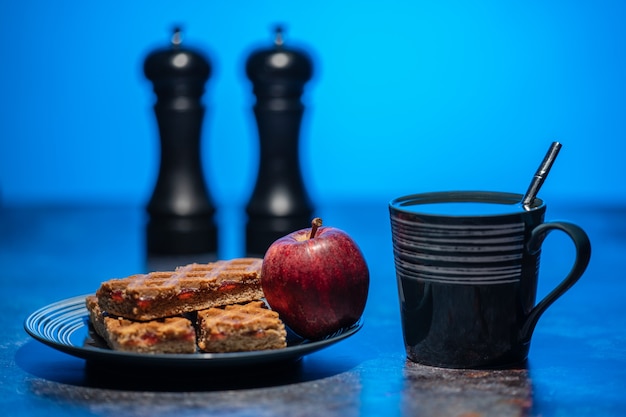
1,201 -> 624,416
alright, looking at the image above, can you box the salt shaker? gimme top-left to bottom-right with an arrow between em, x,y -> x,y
143,28 -> 218,262
244,26 -> 315,256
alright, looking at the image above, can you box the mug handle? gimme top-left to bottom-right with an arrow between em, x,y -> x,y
519,221 -> 591,344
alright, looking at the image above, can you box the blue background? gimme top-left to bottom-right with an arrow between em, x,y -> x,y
1,1 -> 624,208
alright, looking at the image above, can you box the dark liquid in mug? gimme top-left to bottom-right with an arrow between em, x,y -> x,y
404,201 -> 525,216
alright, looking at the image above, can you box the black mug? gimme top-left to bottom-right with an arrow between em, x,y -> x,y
389,191 -> 591,368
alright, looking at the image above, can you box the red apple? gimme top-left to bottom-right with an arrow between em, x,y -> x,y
261,218 -> 369,340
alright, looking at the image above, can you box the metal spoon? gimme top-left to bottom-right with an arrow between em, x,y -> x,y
521,141 -> 562,210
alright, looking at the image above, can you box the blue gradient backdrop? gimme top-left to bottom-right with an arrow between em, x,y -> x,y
1,1 -> 625,208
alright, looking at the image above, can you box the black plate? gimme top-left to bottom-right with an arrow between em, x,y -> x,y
24,294 -> 362,370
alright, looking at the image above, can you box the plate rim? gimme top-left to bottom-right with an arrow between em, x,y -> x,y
24,294 -> 363,367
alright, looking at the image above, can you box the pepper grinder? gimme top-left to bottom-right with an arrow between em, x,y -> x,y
245,26 -> 315,256
143,28 -> 217,264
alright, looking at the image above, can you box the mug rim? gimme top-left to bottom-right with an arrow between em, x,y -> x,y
389,190 -> 546,218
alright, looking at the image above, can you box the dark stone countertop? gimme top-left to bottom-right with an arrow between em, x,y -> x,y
1,202 -> 624,416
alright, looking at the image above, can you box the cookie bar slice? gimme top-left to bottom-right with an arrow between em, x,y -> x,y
96,258 -> 264,321
85,296 -> 196,354
196,301 -> 287,353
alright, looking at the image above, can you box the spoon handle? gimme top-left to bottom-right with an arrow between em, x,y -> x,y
522,141 -> 562,209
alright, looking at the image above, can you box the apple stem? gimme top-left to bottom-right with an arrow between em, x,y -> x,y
309,218 -> 323,239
